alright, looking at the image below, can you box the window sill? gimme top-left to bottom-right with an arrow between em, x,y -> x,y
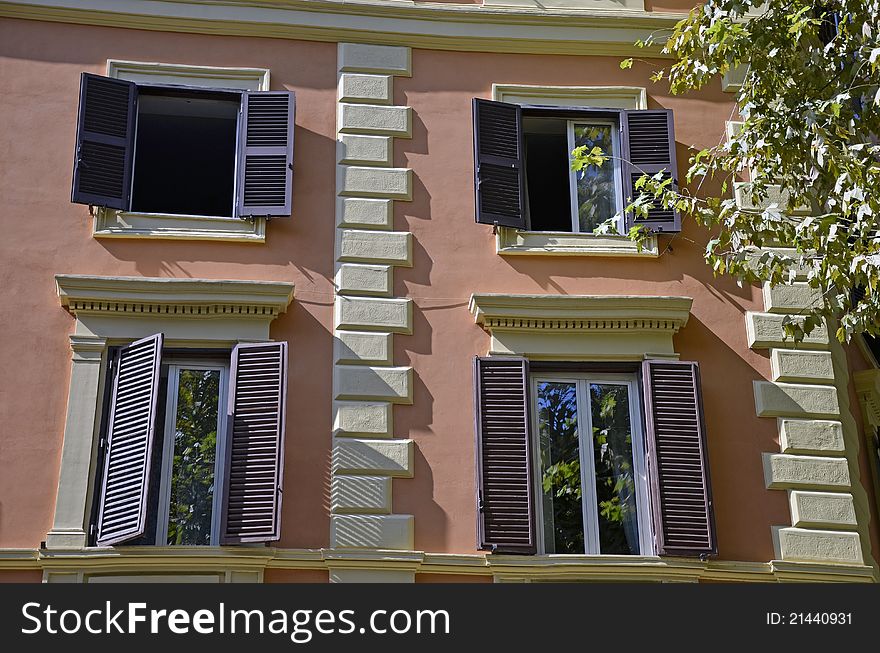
94,209 -> 266,243
496,227 -> 658,258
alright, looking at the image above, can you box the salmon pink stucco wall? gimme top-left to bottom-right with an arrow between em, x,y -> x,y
389,48 -> 789,562
0,18 -> 337,550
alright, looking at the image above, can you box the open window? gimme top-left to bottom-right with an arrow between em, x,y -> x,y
71,73 -> 295,220
473,99 -> 680,234
474,358 -> 716,557
92,336 -> 288,547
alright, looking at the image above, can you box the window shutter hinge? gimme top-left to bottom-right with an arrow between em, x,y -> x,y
492,220 -> 499,235
478,492 -> 485,512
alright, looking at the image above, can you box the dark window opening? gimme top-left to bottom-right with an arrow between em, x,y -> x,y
131,91 -> 239,217
523,117 -> 572,231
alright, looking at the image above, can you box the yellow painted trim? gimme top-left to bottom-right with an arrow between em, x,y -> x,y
0,0 -> 685,57
2,548 -> 875,583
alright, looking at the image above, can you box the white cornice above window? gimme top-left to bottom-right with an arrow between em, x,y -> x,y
470,293 -> 692,360
56,274 -> 294,344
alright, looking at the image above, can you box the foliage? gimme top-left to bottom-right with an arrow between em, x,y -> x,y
167,369 -> 220,546
574,1 -> 880,343
538,382 -> 585,554
538,382 -> 638,554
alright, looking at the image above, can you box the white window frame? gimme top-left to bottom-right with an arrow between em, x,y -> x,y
531,373 -> 653,556
156,360 -> 230,547
565,118 -> 624,235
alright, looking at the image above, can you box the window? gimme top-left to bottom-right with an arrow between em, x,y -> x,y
156,361 -> 229,546
71,73 -> 294,220
523,117 -> 624,233
473,99 -> 680,235
91,335 -> 287,547
474,358 -> 716,558
533,375 -> 651,555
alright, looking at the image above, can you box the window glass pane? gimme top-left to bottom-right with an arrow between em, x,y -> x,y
167,369 -> 220,545
537,381 -> 584,554
132,93 -> 239,217
573,123 -> 617,233
524,117 -> 573,232
589,383 -> 640,554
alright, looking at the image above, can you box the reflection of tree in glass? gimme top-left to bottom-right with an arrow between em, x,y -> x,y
167,370 -> 220,546
591,384 -> 638,554
574,125 -> 616,233
538,382 -> 584,554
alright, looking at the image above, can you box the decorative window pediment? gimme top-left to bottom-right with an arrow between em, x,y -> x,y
469,293 -> 692,359
56,274 -> 294,343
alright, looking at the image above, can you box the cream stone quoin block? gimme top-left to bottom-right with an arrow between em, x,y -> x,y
778,418 -> 845,454
333,401 -> 392,437
763,453 -> 851,490
333,438 -> 413,477
774,527 -> 864,565
753,381 -> 840,419
336,296 -> 412,334
338,73 -> 393,105
338,198 -> 393,230
770,349 -> 834,384
331,514 -> 413,550
331,476 -> 392,514
789,491 -> 857,529
338,134 -> 392,166
334,330 -> 393,366
336,263 -> 392,296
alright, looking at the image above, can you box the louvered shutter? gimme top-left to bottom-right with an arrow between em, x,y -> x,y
474,357 -> 536,554
622,109 -> 681,233
221,342 -> 288,543
472,99 -> 527,229
643,360 -> 717,557
236,91 -> 295,218
71,73 -> 137,210
95,334 -> 163,546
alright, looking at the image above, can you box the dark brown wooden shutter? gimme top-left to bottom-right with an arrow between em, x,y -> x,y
95,333 -> 162,546
236,91 -> 295,218
643,359 -> 716,557
221,342 -> 287,543
474,357 -> 536,554
622,109 -> 681,233
472,99 -> 527,229
71,73 -> 137,210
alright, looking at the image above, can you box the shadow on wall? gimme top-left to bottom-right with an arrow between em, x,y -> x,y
394,445 -> 449,553
677,313 -> 787,562
95,124 -> 335,282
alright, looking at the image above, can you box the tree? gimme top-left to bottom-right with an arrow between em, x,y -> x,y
574,1 -> 880,343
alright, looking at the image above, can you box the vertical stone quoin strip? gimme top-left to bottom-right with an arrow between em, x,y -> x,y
748,281 -> 876,570
331,43 -> 415,581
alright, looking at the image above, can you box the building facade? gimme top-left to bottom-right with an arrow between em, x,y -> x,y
0,0 -> 878,583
